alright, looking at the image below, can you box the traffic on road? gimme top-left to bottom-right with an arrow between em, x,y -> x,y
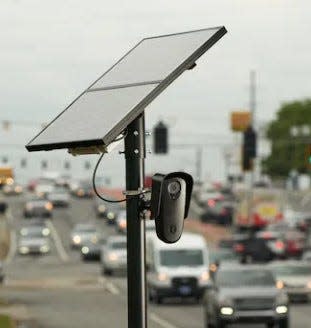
1,173 -> 311,327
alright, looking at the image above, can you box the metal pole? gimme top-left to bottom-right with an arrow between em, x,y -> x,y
124,113 -> 147,328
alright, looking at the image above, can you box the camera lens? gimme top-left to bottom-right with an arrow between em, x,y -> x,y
167,180 -> 181,195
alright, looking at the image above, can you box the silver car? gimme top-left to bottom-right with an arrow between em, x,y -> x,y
203,265 -> 289,328
47,188 -> 70,207
70,223 -> 99,249
270,261 -> 311,302
18,236 -> 50,255
101,235 -> 127,276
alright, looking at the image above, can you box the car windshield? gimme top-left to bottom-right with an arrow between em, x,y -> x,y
20,229 -> 43,237
271,265 -> 311,276
110,242 -> 127,249
160,249 -> 204,267
75,226 -> 96,233
216,269 -> 275,287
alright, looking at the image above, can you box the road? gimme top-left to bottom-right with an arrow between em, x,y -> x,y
0,192 -> 310,327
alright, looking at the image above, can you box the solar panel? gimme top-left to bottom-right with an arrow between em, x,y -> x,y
26,26 -> 227,152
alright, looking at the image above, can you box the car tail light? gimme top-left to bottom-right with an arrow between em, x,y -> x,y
287,240 -> 298,252
261,231 -> 273,240
275,240 -> 285,250
207,199 -> 216,207
234,243 -> 245,253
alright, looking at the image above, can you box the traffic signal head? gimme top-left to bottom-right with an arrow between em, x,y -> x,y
242,126 -> 257,171
153,121 -> 168,154
150,172 -> 193,243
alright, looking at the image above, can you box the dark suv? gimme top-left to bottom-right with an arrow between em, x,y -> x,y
203,265 -> 289,327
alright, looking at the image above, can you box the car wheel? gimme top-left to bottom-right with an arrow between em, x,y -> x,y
103,268 -> 112,276
204,311 -> 213,328
278,317 -> 289,328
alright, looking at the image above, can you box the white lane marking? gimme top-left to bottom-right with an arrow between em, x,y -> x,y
150,313 -> 179,328
46,220 -> 69,262
98,276 -> 120,295
5,230 -> 17,264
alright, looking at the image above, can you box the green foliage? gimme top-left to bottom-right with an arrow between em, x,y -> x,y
263,99 -> 311,177
0,315 -> 15,328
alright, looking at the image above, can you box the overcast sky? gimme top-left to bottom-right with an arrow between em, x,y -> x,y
1,0 -> 310,184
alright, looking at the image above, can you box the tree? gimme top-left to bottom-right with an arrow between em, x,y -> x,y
262,99 -> 311,177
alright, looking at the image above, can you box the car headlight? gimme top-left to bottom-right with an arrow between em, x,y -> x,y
157,272 -> 169,282
98,205 -> 106,213
276,280 -> 284,289
119,220 -> 127,229
307,281 -> 311,289
276,305 -> 288,314
200,271 -> 210,282
42,228 -> 50,236
108,252 -> 118,261
20,228 -> 28,236
220,307 -> 234,316
77,189 -> 84,196
107,212 -> 115,219
73,235 -> 81,244
19,246 -> 29,254
40,245 -> 50,253
82,246 -> 89,254
26,204 -> 33,211
45,202 -> 53,211
15,186 -> 22,193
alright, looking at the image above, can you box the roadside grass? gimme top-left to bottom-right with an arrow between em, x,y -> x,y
0,315 -> 15,328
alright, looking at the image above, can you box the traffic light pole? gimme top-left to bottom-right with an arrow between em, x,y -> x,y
124,113 -> 147,328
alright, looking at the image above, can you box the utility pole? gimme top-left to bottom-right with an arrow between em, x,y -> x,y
195,146 -> 203,183
248,70 -> 256,228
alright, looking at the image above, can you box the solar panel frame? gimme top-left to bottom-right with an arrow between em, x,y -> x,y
26,26 -> 227,152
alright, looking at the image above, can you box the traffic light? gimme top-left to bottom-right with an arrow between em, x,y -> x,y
242,126 -> 257,171
153,121 -> 168,154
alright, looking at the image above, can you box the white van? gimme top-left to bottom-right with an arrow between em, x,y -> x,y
146,232 -> 210,303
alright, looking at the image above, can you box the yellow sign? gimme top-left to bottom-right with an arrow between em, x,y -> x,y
231,111 -> 251,132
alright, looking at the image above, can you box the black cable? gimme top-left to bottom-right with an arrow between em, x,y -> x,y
92,131 -> 128,203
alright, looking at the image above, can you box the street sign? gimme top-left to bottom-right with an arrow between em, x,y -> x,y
26,27 -> 227,152
231,111 -> 251,132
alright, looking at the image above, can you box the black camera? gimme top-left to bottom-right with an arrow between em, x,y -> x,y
150,172 -> 193,243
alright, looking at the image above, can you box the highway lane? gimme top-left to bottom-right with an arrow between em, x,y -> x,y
1,192 -> 311,327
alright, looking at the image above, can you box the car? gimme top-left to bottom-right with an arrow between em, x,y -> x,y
72,180 -> 93,198
47,187 -> 70,207
209,248 -> 239,276
269,261 -> 311,302
147,233 -> 210,303
203,265 -> 289,328
231,232 -> 286,263
101,235 -> 127,276
282,229 -> 305,258
0,261 -> 4,284
302,250 -> 311,261
18,232 -> 50,255
94,199 -> 118,224
80,235 -> 107,261
19,224 -> 50,238
70,223 -> 99,249
35,183 -> 54,198
23,198 -> 53,218
55,174 -> 72,188
201,200 -> 234,225
115,210 -> 127,233
2,182 -> 23,195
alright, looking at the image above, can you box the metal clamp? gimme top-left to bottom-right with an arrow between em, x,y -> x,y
122,188 -> 151,196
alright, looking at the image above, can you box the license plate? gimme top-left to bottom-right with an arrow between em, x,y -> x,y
179,285 -> 192,295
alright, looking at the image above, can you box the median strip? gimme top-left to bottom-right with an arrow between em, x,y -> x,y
46,220 -> 69,262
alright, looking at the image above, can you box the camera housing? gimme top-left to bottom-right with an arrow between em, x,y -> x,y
150,172 -> 193,243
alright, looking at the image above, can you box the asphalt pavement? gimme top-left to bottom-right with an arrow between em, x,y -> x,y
0,192 -> 310,327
